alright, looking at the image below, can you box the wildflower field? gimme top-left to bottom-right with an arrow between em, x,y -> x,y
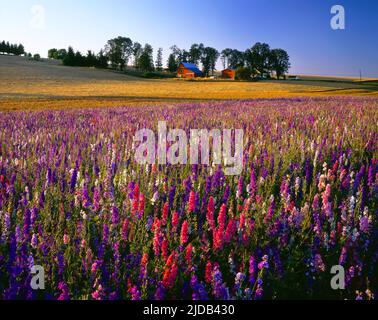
1,56 -> 378,112
0,97 -> 377,300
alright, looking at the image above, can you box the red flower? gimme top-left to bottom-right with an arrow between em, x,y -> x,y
161,237 -> 169,260
205,261 -> 213,283
121,218 -> 129,241
217,204 -> 227,231
138,193 -> 145,218
180,220 -> 189,245
162,202 -> 169,224
188,191 -> 195,213
162,262 -> 178,289
185,243 -> 193,265
171,211 -> 179,232
206,197 -> 215,230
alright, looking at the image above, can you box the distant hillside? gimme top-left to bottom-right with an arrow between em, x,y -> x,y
0,55 -> 142,82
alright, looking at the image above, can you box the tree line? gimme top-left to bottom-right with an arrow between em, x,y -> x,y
48,36 -> 291,79
167,42 -> 290,79
0,40 -> 25,56
48,47 -> 109,68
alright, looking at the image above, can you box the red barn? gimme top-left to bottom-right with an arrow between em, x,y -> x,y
221,68 -> 236,80
177,62 -> 203,78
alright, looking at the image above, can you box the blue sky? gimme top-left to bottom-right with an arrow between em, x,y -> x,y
1,0 -> 377,77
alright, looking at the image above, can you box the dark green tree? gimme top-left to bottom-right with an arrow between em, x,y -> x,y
235,67 -> 251,80
245,42 -> 271,76
220,48 -> 233,69
48,48 -> 58,59
138,44 -> 154,72
167,53 -> 177,73
201,47 -> 219,77
75,51 -> 84,66
269,49 -> 290,79
63,46 -> 76,66
96,49 -> 109,68
16,44 -> 25,55
57,49 -> 67,60
0,41 -> 6,53
105,36 -> 133,70
170,45 -> 182,62
132,42 -> 142,68
189,43 -> 204,65
229,49 -> 245,69
86,50 -> 97,67
181,49 -> 190,62
155,47 -> 163,71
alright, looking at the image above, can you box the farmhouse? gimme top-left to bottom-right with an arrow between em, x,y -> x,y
177,62 -> 203,78
221,68 -> 236,80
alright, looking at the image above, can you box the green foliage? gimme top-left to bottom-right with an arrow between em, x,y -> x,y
220,48 -> 233,69
138,44 -> 154,72
235,66 -> 252,80
48,48 -> 67,60
132,42 -> 142,68
62,46 -> 108,68
167,53 -> 177,73
42,37 -> 290,79
0,40 -> 25,55
245,42 -> 271,76
105,36 -> 133,70
48,48 -> 58,59
189,43 -> 204,65
200,47 -> 219,77
155,47 -> 163,71
270,49 -> 291,79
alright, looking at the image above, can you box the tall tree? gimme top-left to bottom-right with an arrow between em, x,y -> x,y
0,41 -> 6,53
155,47 -> 163,71
16,44 -> 25,56
245,42 -> 271,76
132,42 -> 142,68
105,36 -> 133,70
170,45 -> 182,62
167,53 -> 177,73
63,46 -> 76,66
201,47 -> 219,77
269,49 -> 290,79
86,50 -> 96,67
138,43 -> 154,72
74,51 -> 84,66
220,48 -> 233,69
57,49 -> 67,60
229,49 -> 245,69
96,49 -> 109,68
189,43 -> 204,65
48,48 -> 58,59
181,49 -> 190,62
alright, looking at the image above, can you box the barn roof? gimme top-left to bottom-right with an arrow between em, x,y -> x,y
180,62 -> 203,75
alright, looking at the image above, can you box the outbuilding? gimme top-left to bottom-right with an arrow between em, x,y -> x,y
177,62 -> 203,78
221,68 -> 236,80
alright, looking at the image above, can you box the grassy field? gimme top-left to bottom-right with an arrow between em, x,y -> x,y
1,55 -> 378,110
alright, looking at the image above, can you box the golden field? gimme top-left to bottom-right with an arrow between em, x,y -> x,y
1,55 -> 378,110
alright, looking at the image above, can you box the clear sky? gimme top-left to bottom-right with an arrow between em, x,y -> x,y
1,0 -> 377,77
